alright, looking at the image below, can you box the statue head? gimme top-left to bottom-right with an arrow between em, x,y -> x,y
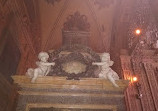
100,53 -> 110,62
38,52 -> 49,62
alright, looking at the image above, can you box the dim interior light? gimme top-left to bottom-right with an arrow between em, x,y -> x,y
135,29 -> 141,35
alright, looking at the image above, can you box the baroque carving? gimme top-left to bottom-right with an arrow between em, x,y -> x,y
26,52 -> 55,83
92,53 -> 119,87
62,12 -> 90,46
63,11 -> 90,31
49,45 -> 100,80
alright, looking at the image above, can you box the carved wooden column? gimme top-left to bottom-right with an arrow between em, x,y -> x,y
141,50 -> 158,111
142,62 -> 158,110
128,49 -> 158,111
131,50 -> 155,111
120,52 -> 142,111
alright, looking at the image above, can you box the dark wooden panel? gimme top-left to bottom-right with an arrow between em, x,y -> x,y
0,73 -> 17,111
0,32 -> 21,82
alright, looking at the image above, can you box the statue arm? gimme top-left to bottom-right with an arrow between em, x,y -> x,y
44,66 -> 51,76
40,62 -> 55,66
92,62 -> 105,66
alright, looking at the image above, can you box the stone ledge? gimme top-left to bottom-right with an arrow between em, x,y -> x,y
26,104 -> 117,111
12,75 -> 129,91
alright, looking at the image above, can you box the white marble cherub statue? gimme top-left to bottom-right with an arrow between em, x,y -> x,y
92,53 -> 119,87
26,52 -> 55,83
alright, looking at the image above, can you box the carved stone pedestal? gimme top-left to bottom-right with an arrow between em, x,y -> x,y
12,76 -> 129,111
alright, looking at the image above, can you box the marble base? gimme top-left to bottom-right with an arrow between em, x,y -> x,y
12,76 -> 129,111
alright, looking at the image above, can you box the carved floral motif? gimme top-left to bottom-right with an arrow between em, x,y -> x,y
63,11 -> 90,31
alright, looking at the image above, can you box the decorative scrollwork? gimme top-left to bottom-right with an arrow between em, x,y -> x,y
48,45 -> 100,80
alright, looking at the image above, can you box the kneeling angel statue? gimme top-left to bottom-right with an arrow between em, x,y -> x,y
26,52 -> 55,83
92,53 -> 119,87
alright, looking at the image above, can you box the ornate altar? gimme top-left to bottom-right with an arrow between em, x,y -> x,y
12,76 -> 128,111
12,45 -> 129,111
12,11 -> 129,111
